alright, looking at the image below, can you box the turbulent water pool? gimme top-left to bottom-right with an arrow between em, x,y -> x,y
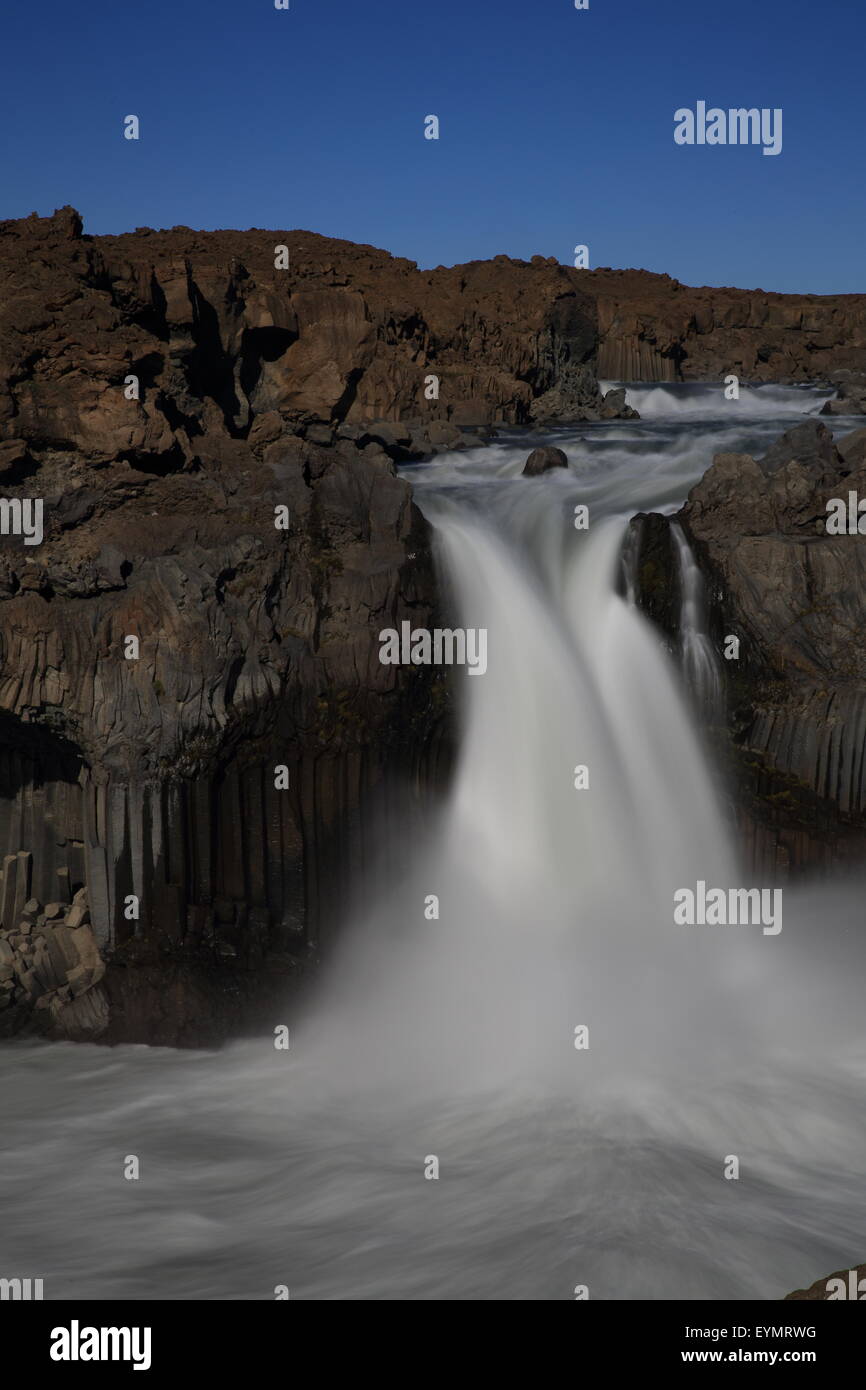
2,382 -> 865,1301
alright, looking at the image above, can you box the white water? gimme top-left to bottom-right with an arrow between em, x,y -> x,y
601,380 -> 836,419
1,384 -> 865,1301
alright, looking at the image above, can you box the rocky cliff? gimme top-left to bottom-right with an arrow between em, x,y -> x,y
2,207 -> 604,435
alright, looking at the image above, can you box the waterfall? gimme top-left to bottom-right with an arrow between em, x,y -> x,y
300,498 -> 752,1097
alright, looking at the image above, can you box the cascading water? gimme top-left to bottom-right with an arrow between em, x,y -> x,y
670,522 -> 724,722
1,384 -> 864,1301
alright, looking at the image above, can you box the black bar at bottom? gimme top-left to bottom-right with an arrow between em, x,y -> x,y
3,1298 -> 859,1375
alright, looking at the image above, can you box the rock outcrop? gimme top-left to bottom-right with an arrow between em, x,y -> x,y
0,210 -> 615,438
633,420 -> 866,873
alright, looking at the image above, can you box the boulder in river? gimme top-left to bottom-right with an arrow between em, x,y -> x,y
523,446 -> 569,476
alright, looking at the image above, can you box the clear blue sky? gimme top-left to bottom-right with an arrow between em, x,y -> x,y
1,0 -> 863,293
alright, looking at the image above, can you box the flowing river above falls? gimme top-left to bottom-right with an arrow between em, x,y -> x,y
1,382 -> 865,1301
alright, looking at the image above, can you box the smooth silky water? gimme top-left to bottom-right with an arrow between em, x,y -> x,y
2,383 -> 864,1300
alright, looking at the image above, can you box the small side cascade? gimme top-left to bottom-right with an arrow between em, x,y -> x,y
670,522 -> 724,724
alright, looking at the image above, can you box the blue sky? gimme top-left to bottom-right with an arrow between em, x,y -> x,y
1,0 -> 863,293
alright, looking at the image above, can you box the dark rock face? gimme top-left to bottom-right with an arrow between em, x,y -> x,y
633,420 -> 866,874
523,446 -> 569,476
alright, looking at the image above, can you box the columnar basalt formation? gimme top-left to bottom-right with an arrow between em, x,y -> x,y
633,420 -> 866,874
